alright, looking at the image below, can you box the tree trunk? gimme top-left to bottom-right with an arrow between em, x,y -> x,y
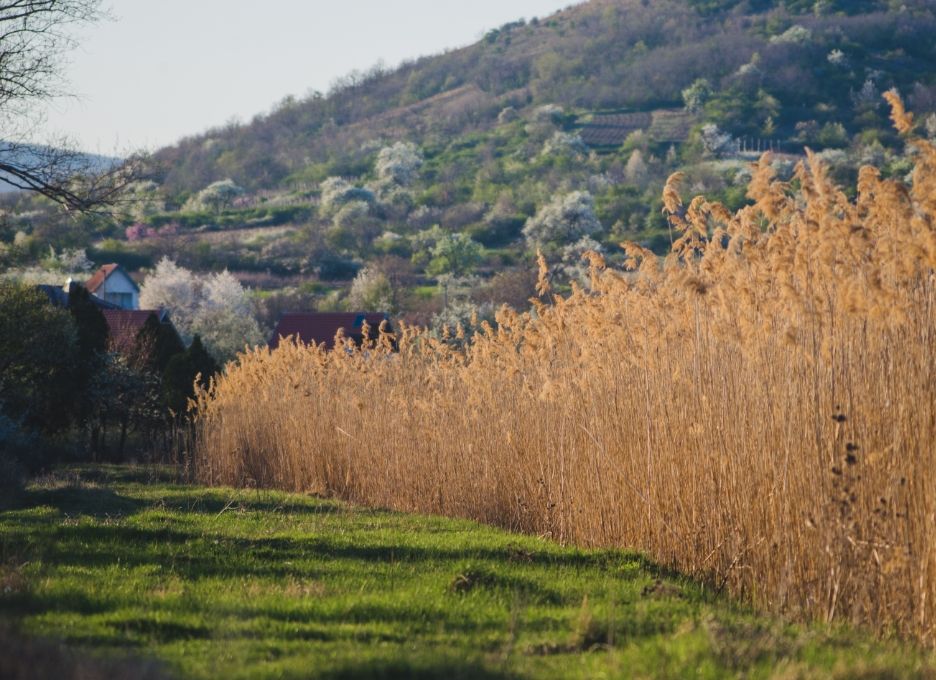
118,417 -> 129,462
90,423 -> 100,462
100,415 -> 107,461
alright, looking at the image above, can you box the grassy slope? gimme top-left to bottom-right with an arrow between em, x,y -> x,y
0,466 -> 932,680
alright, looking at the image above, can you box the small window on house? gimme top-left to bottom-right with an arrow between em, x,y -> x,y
105,292 -> 134,308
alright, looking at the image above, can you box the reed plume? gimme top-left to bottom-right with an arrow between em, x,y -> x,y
191,95 -> 936,642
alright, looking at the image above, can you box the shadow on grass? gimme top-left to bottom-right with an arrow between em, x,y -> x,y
108,618 -> 211,643
0,623 -> 170,680
315,659 -> 521,680
1,468 -> 702,653
1,519 -> 668,587
4,477 -> 689,592
34,464 -> 181,488
15,466 -> 682,573
21,486 -> 148,519
5,478 -> 666,573
11,485 -> 343,521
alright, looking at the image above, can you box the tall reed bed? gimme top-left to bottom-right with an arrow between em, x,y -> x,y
193,100 -> 936,641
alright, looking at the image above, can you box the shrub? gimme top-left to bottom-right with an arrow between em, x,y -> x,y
319,177 -> 375,213
375,142 -> 423,187
467,214 -> 526,248
0,281 -> 78,435
347,267 -> 394,313
185,179 -> 244,213
0,413 -> 31,494
316,255 -> 361,281
522,191 -> 603,257
140,259 -> 265,363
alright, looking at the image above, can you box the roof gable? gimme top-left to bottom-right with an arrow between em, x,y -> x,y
86,264 -> 140,294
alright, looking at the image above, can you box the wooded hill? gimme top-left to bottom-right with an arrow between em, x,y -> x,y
152,0 -> 936,195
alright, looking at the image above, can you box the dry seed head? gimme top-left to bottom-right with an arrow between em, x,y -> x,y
662,172 -> 685,215
360,319 -> 372,350
884,89 -> 914,135
536,249 -> 551,297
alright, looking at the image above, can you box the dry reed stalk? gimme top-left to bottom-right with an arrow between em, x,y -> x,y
190,97 -> 936,643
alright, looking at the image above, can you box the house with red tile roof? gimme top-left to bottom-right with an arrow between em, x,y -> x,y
269,312 -> 391,350
85,263 -> 139,309
101,309 -> 181,357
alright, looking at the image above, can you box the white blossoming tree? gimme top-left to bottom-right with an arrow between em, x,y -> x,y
193,271 -> 265,362
139,258 -> 199,339
682,78 -> 712,114
542,131 -> 588,157
122,180 -> 166,221
347,267 -> 394,313
185,179 -> 244,214
624,149 -> 649,185
700,124 -> 738,158
522,191 -> 603,258
770,24 -> 811,45
319,177 -> 375,214
375,142 -> 423,187
140,258 -> 264,362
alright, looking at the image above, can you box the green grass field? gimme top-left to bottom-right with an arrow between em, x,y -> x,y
0,466 -> 932,679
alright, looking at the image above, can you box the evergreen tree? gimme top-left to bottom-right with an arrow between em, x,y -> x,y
66,285 -> 108,357
135,315 -> 185,375
65,284 -> 109,425
162,335 -> 219,416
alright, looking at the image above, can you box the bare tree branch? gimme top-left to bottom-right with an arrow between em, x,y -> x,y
0,0 -> 140,214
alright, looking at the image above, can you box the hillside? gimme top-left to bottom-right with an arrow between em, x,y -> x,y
3,0 -> 936,328
152,0 -> 936,193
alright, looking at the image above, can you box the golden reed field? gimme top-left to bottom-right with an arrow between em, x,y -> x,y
192,96 -> 936,641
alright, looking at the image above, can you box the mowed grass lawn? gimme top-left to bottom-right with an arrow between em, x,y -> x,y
0,466 -> 932,680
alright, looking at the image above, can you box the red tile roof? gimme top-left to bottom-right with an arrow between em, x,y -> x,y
85,263 -> 139,294
101,309 -> 163,354
270,313 -> 390,350
85,264 -> 118,293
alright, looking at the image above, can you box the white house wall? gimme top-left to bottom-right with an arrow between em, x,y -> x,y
99,271 -> 139,309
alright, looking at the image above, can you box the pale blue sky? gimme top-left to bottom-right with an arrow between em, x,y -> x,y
43,1 -> 574,153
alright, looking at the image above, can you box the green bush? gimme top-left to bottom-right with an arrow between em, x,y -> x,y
88,244 -> 153,271
0,413 -> 31,494
467,215 -> 525,247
